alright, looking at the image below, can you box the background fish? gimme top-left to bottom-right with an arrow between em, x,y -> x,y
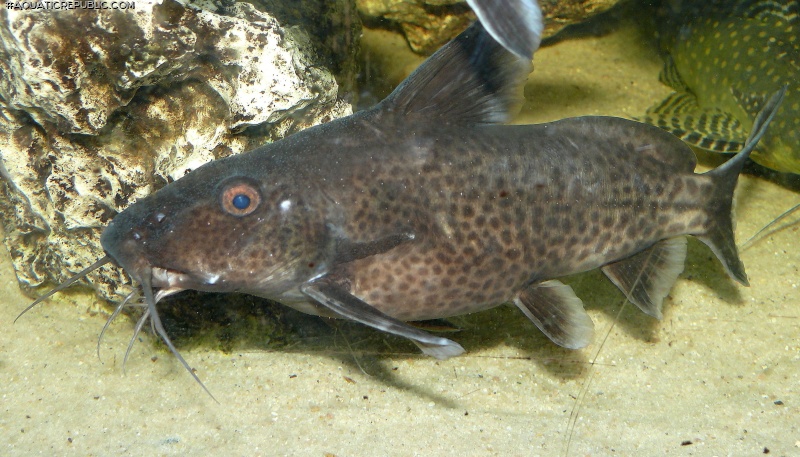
644,0 -> 799,174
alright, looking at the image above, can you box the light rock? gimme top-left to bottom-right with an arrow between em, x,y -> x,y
0,0 -> 359,302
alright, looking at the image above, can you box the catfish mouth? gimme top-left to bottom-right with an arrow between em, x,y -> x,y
149,265 -> 227,299
151,266 -> 187,298
149,264 -> 242,298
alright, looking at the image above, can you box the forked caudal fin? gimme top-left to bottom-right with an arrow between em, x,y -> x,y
700,86 -> 787,285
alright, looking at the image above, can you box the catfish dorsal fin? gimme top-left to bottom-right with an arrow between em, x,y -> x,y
466,0 -> 543,59
378,21 -> 537,125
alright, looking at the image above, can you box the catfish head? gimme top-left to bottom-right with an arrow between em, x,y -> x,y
14,147 -> 342,401
101,151 -> 339,303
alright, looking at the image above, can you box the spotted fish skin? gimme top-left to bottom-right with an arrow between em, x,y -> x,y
97,20 -> 782,360
645,0 -> 799,174
334,120 -> 715,321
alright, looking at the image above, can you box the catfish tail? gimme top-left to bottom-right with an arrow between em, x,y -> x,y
700,86 -> 786,285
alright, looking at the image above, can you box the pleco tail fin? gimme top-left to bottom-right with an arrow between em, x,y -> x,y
700,86 -> 786,285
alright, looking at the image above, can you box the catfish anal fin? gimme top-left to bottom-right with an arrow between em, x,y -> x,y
301,279 -> 465,360
513,280 -> 594,349
601,237 -> 687,319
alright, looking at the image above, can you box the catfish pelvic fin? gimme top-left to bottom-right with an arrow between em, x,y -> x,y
513,280 -> 594,349
378,20 -> 537,125
601,237 -> 687,319
700,86 -> 786,285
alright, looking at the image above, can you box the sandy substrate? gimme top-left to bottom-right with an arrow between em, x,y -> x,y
2,19 -> 799,457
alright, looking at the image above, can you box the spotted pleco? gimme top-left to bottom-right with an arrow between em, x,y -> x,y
644,0 -> 799,174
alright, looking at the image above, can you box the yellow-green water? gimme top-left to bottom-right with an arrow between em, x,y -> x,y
2,18 -> 798,457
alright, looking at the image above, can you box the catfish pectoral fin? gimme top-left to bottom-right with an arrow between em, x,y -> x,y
408,318 -> 463,333
513,280 -> 594,349
601,237 -> 688,319
300,279 -> 465,360
333,232 -> 415,264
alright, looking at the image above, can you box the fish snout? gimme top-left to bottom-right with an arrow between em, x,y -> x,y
100,203 -> 175,281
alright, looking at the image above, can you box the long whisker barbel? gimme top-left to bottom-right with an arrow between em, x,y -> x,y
15,256 -> 112,323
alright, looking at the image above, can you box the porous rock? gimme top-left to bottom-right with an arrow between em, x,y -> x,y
0,0 -> 359,302
357,0 -> 623,54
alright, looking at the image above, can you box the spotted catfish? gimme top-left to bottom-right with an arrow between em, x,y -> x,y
20,18 -> 783,389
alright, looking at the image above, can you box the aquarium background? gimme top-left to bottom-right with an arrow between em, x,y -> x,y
1,0 -> 798,455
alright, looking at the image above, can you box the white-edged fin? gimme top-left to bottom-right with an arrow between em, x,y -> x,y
413,340 -> 468,360
466,0 -> 543,59
513,280 -> 594,349
301,279 -> 465,360
601,237 -> 687,319
378,21 -> 533,125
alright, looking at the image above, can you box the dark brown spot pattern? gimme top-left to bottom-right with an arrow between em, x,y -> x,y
102,114 -> 718,325
323,119 -> 713,320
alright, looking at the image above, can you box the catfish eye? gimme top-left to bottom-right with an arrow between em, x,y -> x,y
221,181 -> 261,216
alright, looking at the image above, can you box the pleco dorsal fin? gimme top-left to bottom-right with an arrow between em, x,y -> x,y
513,280 -> 594,349
466,0 -> 543,59
378,20 -> 537,125
601,237 -> 688,319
